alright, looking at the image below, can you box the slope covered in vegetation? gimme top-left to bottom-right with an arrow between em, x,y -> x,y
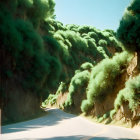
0,0 -> 121,124
43,0 -> 140,127
1,0 -> 139,126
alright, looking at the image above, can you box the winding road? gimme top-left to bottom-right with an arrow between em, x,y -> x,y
1,108 -> 140,140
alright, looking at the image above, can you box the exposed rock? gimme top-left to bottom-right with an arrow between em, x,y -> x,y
127,52 -> 138,78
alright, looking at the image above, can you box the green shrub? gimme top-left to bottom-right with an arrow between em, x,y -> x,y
66,24 -> 79,32
96,109 -> 115,122
98,117 -> 104,123
26,0 -> 55,27
0,6 -> 23,58
117,0 -> 140,51
97,46 -> 109,58
78,25 -> 91,34
43,35 -> 60,56
110,109 -> 116,119
108,37 -> 118,48
56,82 -> 67,95
81,51 -> 133,113
16,0 -> 33,16
88,32 -> 98,42
103,112 -> 109,119
65,70 -> 90,107
80,62 -> 94,71
98,39 -> 107,47
87,39 -> 99,57
43,94 -> 57,106
115,75 -> 140,111
42,82 -> 66,106
47,56 -> 62,88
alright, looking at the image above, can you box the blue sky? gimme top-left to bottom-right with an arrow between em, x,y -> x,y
54,0 -> 131,31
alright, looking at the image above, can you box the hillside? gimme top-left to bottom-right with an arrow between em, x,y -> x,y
0,0 -> 139,127
0,0 -> 121,124
42,0 -> 140,127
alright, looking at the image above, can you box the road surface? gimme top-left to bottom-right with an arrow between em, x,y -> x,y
1,108 -> 140,140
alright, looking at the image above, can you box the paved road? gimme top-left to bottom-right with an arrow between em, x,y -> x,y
1,108 -> 140,140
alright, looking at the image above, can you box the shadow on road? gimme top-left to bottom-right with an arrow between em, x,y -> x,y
2,108 -> 76,134
13,136 -> 138,140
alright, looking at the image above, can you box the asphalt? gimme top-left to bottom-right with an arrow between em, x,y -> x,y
1,108 -> 140,140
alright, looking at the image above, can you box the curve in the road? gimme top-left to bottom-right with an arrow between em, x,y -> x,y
1,108 -> 140,140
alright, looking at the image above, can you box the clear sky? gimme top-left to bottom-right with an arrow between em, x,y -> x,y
54,0 -> 132,31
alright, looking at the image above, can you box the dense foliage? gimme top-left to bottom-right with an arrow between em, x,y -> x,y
64,69 -> 91,107
115,75 -> 140,111
117,0 -> 140,51
0,0 -> 121,123
0,0 -> 61,96
41,0 -> 140,125
81,51 -> 132,113
42,82 -> 67,106
2,0 -> 140,125
42,0 -> 139,116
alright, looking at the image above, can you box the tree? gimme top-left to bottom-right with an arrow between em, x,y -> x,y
117,0 -> 140,51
